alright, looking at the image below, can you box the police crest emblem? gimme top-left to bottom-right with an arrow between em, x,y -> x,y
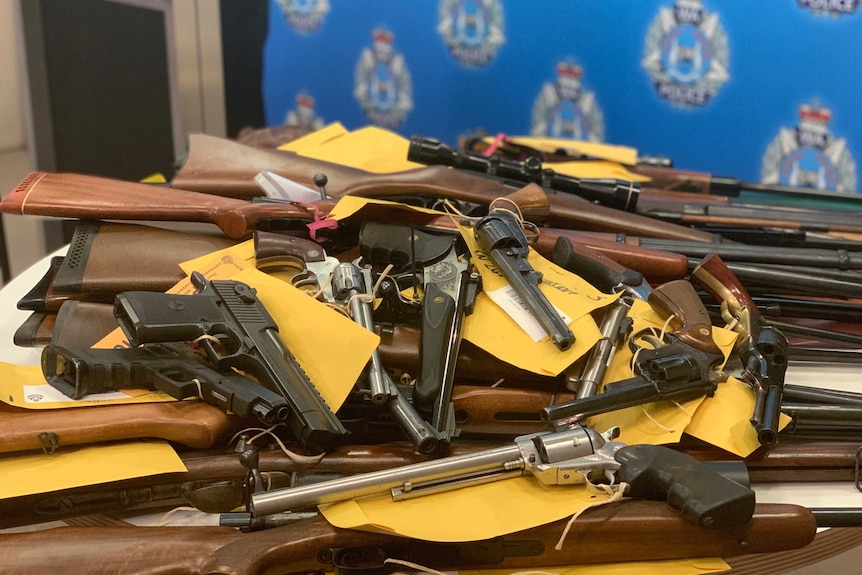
531,61 -> 604,142
284,93 -> 324,130
437,0 -> 505,68
761,101 -> 857,193
354,29 -> 413,129
642,0 -> 730,108
276,0 -> 330,34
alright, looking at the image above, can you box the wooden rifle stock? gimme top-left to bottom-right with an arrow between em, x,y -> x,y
0,172 -> 319,240
17,222 -> 237,313
0,502 -> 816,574
0,400 -> 243,454
173,134 -> 719,241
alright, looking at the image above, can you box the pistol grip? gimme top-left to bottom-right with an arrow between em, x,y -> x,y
647,279 -> 721,355
414,282 -> 456,413
616,444 -> 755,530
552,236 -> 643,294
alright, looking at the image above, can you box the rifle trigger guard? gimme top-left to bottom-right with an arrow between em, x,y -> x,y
38,432 -> 61,455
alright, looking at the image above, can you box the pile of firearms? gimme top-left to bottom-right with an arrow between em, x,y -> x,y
1,129 -> 862,575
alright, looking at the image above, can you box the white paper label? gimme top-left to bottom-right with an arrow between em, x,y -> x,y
485,285 -> 572,342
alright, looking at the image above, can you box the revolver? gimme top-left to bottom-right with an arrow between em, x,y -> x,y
541,279 -> 724,427
691,253 -> 788,445
474,208 -> 574,351
113,271 -> 348,453
359,222 -> 480,443
249,425 -> 755,531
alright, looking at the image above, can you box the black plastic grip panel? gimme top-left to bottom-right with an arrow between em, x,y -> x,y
359,222 -> 457,271
41,344 -> 291,425
616,444 -> 756,530
114,291 -> 226,347
414,282 -> 456,413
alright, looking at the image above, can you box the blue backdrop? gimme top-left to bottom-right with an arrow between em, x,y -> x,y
262,0 -> 862,193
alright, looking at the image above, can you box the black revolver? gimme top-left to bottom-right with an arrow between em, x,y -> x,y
112,271 -> 348,452
474,208 -> 574,351
541,279 -> 724,427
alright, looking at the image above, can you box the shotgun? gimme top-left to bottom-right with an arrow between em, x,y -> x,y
0,171 -> 697,280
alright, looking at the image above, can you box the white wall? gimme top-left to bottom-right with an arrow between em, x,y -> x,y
0,0 -> 25,152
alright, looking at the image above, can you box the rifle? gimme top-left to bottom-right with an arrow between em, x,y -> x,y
168,133 -> 721,241
461,132 -> 862,204
0,502 -> 817,574
412,135 -> 862,234
1,171 -> 320,240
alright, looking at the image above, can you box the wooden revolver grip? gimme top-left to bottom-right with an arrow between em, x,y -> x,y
648,278 -> 723,355
691,252 -> 759,313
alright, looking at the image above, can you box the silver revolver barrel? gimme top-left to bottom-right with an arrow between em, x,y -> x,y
331,261 -> 442,454
250,426 -> 617,517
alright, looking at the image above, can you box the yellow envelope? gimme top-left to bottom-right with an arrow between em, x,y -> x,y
0,441 -> 186,499
278,121 -> 349,152
584,299 -> 741,448
494,135 -> 639,166
460,558 -> 729,575
549,159 -> 652,182
279,124 -> 420,174
321,476 -> 605,542
457,221 -> 614,376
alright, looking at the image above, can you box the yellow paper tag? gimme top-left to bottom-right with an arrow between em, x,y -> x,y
456,222 -> 615,376
0,440 -> 186,499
